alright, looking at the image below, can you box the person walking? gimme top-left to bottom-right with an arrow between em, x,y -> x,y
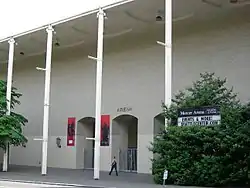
109,156 -> 118,176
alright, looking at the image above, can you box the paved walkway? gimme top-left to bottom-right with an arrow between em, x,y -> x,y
0,165 -> 164,188
0,180 -> 72,188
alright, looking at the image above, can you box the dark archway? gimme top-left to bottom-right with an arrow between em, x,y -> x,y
153,113 -> 165,161
112,114 -> 138,172
153,113 -> 165,136
76,117 -> 95,169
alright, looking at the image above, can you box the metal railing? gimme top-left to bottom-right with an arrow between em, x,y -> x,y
119,148 -> 137,172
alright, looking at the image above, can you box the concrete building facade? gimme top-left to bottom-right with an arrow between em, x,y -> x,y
1,0 -> 250,174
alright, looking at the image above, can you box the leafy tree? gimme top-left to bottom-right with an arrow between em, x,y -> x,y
151,72 -> 250,186
0,80 -> 28,151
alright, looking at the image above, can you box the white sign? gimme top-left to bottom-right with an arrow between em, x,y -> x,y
163,170 -> 168,180
177,106 -> 221,126
178,115 -> 221,126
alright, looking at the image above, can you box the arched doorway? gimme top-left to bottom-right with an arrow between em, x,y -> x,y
112,114 -> 138,173
153,113 -> 165,136
76,117 -> 95,170
153,113 -> 165,161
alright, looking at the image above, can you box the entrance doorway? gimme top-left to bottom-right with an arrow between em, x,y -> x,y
112,115 -> 138,173
76,117 -> 95,169
153,113 -> 165,136
153,113 -> 165,160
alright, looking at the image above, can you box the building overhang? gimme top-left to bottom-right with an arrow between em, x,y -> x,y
0,0 -> 250,63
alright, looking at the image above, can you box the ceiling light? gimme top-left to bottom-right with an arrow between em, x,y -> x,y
55,42 -> 60,47
156,15 -> 163,22
202,0 -> 222,8
156,9 -> 164,22
230,0 -> 238,3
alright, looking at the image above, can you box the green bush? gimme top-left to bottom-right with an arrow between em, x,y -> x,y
151,72 -> 250,186
0,80 -> 28,150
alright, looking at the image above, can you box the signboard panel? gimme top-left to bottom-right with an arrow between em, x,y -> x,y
67,117 -> 76,146
101,115 -> 110,146
177,106 -> 221,126
163,170 -> 168,180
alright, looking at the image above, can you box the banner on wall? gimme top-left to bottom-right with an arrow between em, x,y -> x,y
67,117 -> 76,146
101,115 -> 110,146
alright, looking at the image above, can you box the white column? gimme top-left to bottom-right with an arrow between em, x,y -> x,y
93,8 -> 105,180
41,25 -> 54,175
165,0 -> 172,128
2,38 -> 15,172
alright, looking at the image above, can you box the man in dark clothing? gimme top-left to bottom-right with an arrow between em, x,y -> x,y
109,156 -> 118,176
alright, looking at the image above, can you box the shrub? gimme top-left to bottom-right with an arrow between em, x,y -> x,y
151,72 -> 250,186
0,80 -> 28,150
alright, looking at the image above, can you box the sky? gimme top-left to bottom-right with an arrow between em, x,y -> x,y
0,0 -> 122,40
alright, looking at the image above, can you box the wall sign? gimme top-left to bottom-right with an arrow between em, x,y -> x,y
101,115 -> 110,146
67,117 -> 76,146
177,106 -> 221,126
117,107 -> 132,113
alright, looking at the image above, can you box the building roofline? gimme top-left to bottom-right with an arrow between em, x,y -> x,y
0,0 -> 134,44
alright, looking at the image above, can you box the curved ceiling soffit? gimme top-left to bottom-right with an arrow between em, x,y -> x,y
0,38 -> 86,64
0,9 -> 161,64
6,26 -> 87,62
173,14 -> 194,22
0,47 -> 16,63
71,26 -> 91,35
124,10 -> 155,24
71,14 -> 133,38
24,27 -> 132,57
202,0 -> 250,9
0,27 -> 133,64
104,28 -> 133,38
202,0 -> 223,8
16,37 -> 46,54
0,52 -> 7,62
0,48 -> 8,53
25,27 -> 133,56
124,10 -> 194,24
29,37 -> 46,46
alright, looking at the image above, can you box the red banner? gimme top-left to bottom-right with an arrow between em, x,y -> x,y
101,115 -> 110,146
67,117 -> 76,146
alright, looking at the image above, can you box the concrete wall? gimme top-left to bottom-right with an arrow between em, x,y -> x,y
1,16 -> 250,174
173,17 -> 250,103
0,32 -> 164,174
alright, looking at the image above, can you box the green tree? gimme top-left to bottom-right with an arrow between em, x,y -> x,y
0,80 -> 28,150
151,72 -> 250,186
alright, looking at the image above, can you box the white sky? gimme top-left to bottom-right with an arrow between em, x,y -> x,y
0,0 -> 122,40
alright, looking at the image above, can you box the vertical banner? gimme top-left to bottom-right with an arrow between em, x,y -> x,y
67,117 -> 76,146
101,115 -> 110,146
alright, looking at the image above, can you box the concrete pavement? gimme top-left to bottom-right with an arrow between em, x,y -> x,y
0,165 -> 162,188
0,180 -> 72,188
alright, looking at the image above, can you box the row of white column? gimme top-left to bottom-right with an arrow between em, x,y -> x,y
165,0 -> 172,126
1,0 -> 172,180
1,8 -> 106,180
2,38 -> 15,172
